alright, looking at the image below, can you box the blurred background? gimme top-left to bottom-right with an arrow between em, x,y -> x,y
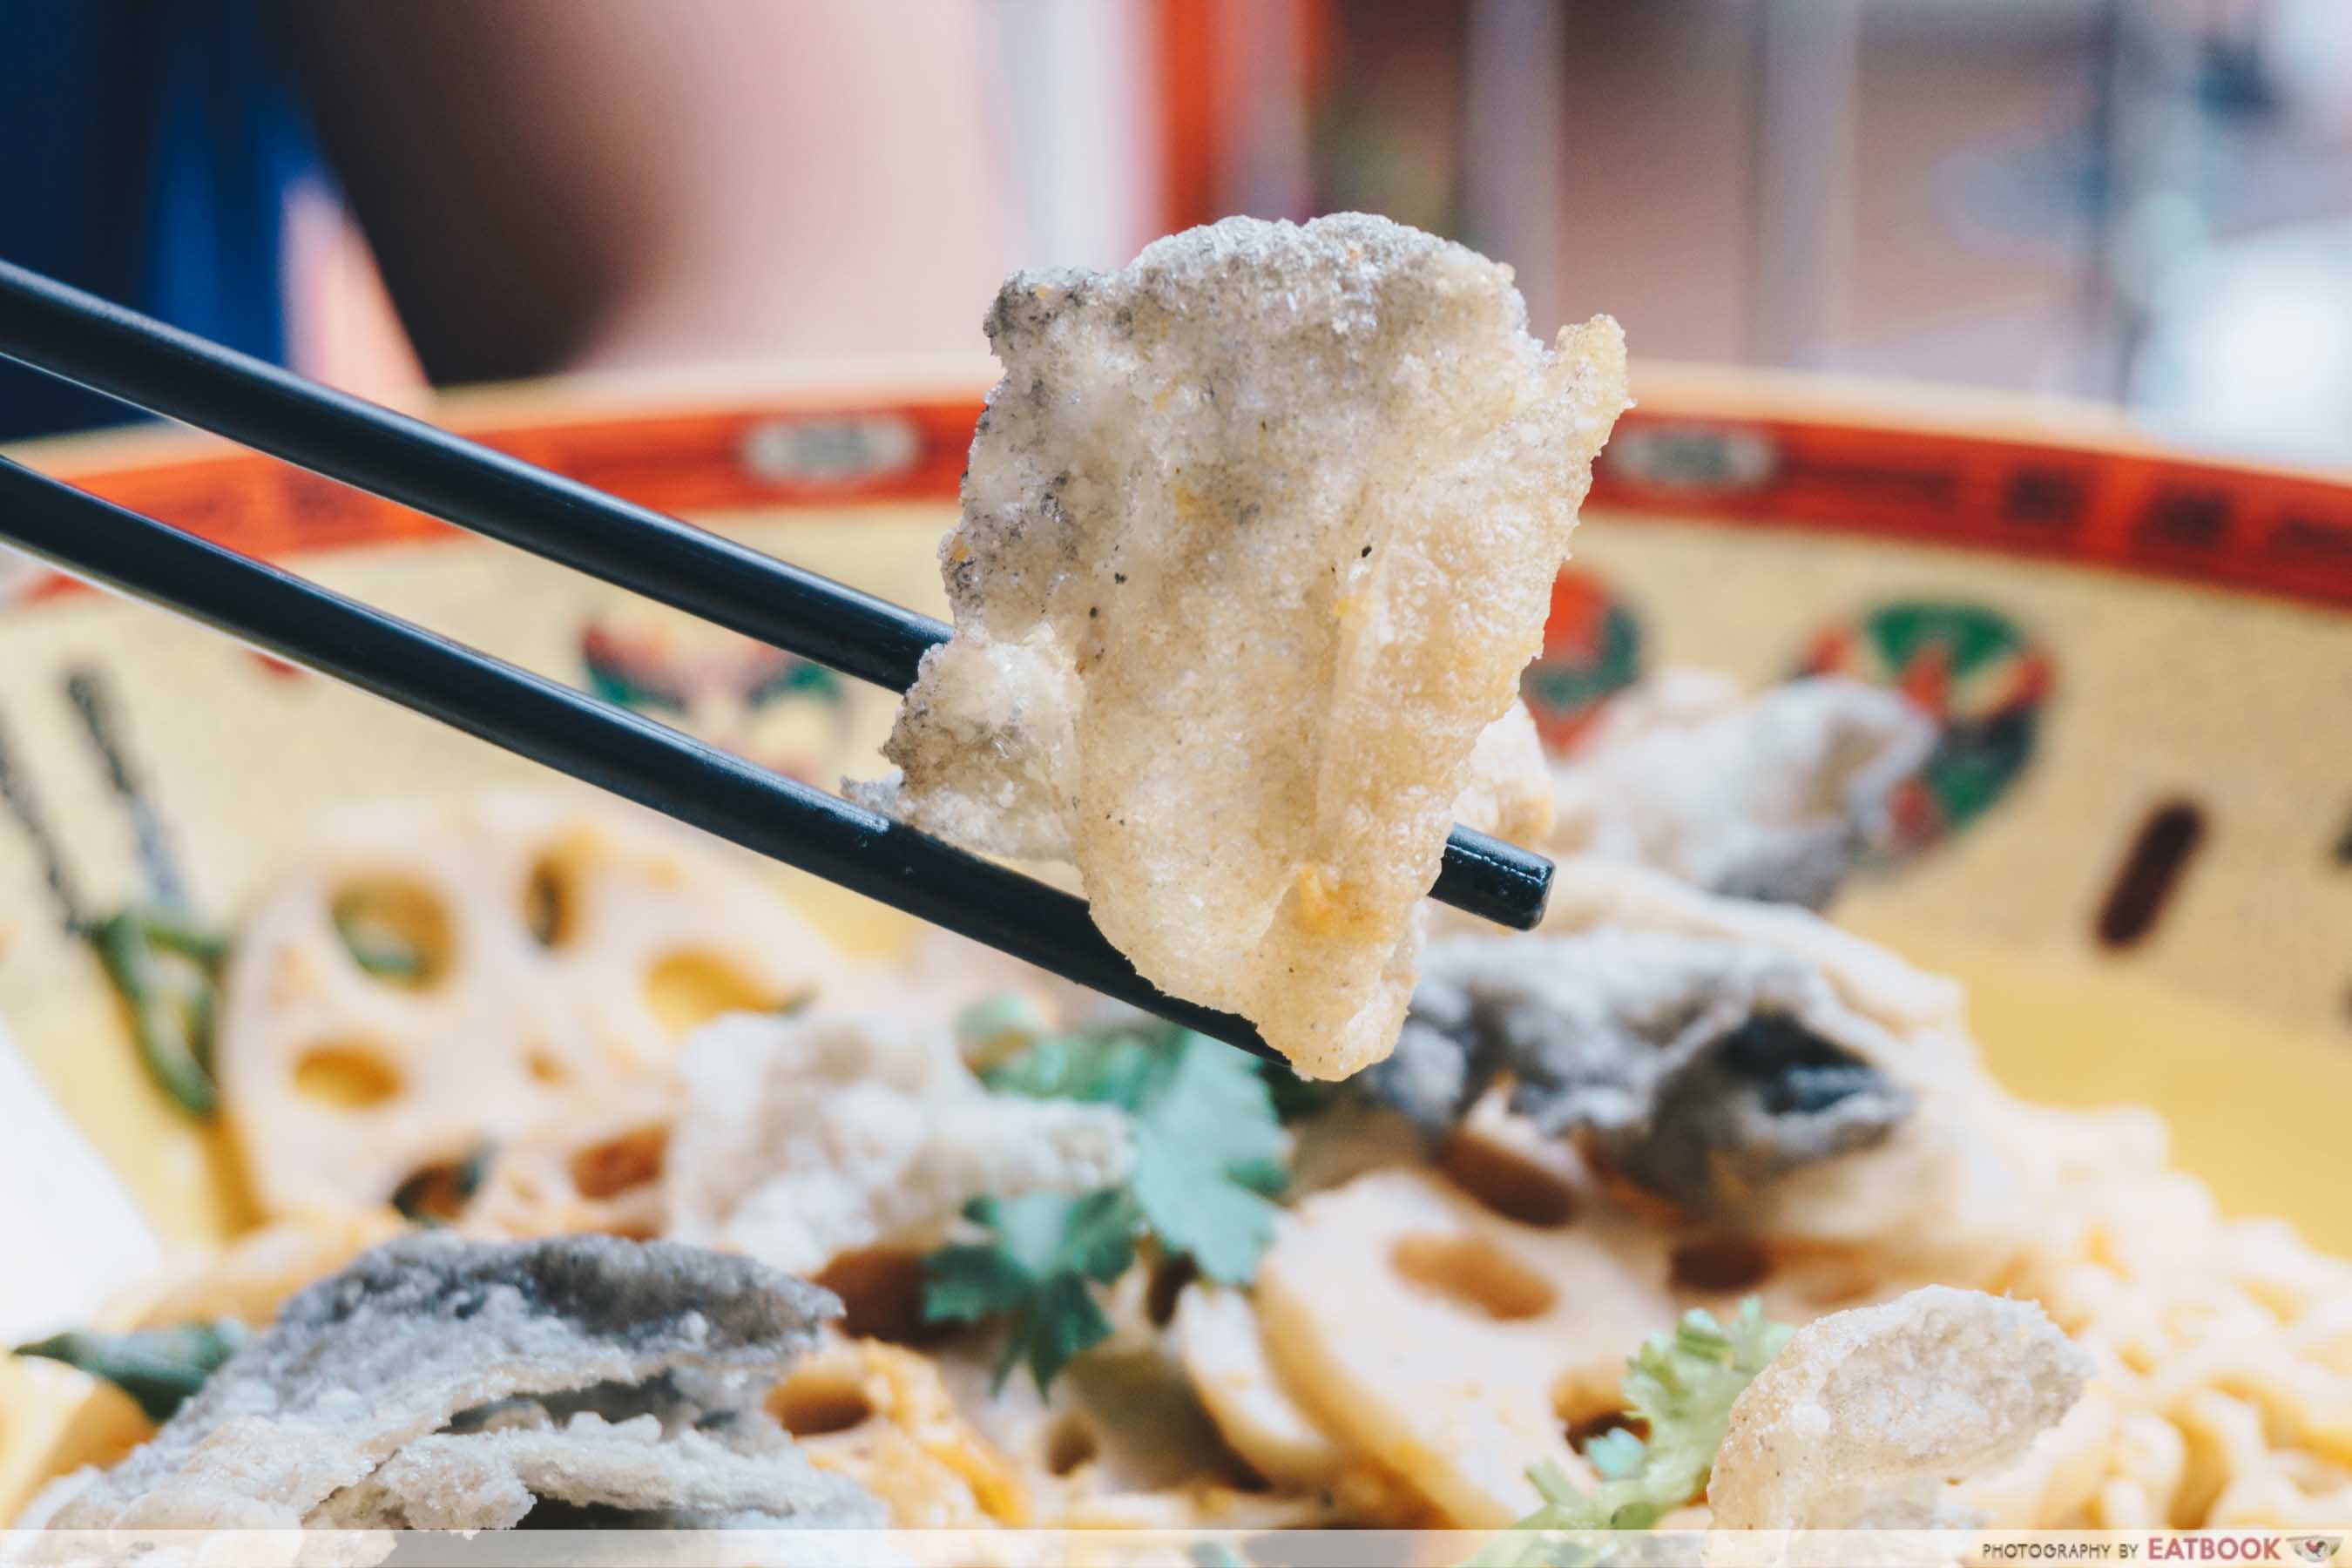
4,0 -> 2352,464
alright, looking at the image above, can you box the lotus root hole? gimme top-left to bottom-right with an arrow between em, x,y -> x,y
293,1044 -> 404,1109
1044,1415 -> 1099,1477
644,951 -> 775,1039
1436,1129 -> 1578,1227
1668,1233 -> 1774,1293
767,1366 -> 875,1437
522,844 -> 587,949
567,1125 -> 668,1199
1391,1232 -> 1557,1321
391,1155 -> 479,1221
329,878 -> 455,989
812,1247 -> 937,1344
1145,1254 -> 1200,1327
1562,1403 -> 1644,1452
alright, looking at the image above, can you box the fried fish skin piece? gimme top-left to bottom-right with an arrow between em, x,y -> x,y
1546,670 -> 1935,909
1370,929 -> 1915,1216
1250,1164 -> 1678,1526
862,212 -> 1629,1079
661,1010 -> 1133,1276
28,1233 -> 871,1532
308,1396 -> 868,1531
1709,1285 -> 2090,1531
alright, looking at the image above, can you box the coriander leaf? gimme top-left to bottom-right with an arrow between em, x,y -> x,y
1484,1297 -> 1792,1552
981,1188 -> 1139,1285
1468,1518 -> 1611,1568
1128,1036 -> 1284,1285
934,1025 -> 1292,1389
923,1189 -> 1141,1395
1142,1034 -> 1286,1176
923,1244 -> 1037,1325
1062,1189 -> 1146,1280
983,1027 -> 1166,1107
1004,1272 -> 1114,1394
988,1026 -> 1289,1287
1226,1157 -> 1289,1198
15,1321 -> 247,1423
1131,1125 -> 1279,1286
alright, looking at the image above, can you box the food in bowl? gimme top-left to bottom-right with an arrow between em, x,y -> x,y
7,215 -> 2350,1548
22,783 -> 2349,1538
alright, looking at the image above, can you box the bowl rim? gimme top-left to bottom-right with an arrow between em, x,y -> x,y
3,358 -> 2347,615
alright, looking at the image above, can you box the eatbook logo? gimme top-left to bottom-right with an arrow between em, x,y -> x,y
2289,1539 -> 2341,1565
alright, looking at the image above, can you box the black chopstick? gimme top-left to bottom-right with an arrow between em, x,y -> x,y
0,455 -> 1278,1060
0,258 -> 1551,933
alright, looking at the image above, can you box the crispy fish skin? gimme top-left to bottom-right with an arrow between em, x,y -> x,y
307,1399 -> 873,1530
662,1011 -> 1134,1276
1545,672 -> 1936,909
31,1233 -> 870,1532
1710,1286 -> 2090,1530
862,213 -> 1627,1079
1371,929 -> 1913,1214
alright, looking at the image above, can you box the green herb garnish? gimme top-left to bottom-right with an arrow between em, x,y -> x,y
1474,1299 -> 1792,1565
14,1321 -> 247,1423
1122,1032 -> 1288,1282
87,907 -> 229,1117
131,907 -> 232,967
951,990 -> 1052,1071
921,1023 -> 1288,1394
924,1188 -> 1140,1394
334,909 -> 425,981
390,1145 -> 494,1225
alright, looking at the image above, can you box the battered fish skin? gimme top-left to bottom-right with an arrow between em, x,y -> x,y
30,1233 -> 876,1532
862,213 -> 1628,1078
1370,929 -> 1913,1213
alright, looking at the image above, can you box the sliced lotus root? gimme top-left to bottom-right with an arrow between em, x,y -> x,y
1251,1164 -> 1680,1526
1172,1282 -> 1350,1491
217,791 -> 841,1216
919,1308 -> 1362,1530
463,1083 -> 680,1242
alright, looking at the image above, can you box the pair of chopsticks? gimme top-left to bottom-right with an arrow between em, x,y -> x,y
0,259 -> 1554,1063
